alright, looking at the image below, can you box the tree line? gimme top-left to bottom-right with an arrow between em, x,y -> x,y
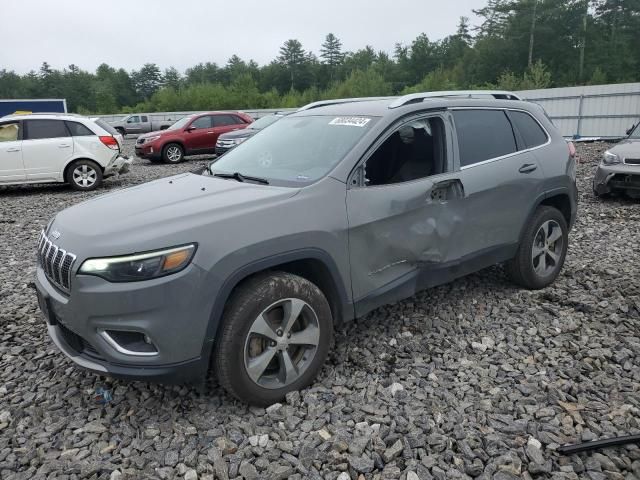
1,0 -> 638,114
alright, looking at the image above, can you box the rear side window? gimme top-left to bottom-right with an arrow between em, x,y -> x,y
214,115 -> 240,127
66,121 -> 95,136
509,111 -> 548,149
0,122 -> 20,142
233,115 -> 248,124
95,119 -> 119,136
453,110 -> 517,167
141,115 -> 148,122
25,120 -> 70,140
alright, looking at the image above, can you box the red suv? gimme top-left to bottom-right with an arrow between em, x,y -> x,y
135,111 -> 253,163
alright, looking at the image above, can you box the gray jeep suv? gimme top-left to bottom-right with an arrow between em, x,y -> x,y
35,91 -> 577,405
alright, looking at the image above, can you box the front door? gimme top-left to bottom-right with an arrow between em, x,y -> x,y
184,115 -> 214,152
346,115 -> 467,316
22,119 -> 74,182
0,121 -> 25,183
125,115 -> 142,135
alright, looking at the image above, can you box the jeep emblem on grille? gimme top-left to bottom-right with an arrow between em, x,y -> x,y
50,230 -> 61,240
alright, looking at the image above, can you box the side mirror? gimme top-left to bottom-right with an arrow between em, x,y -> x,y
186,126 -> 197,132
627,124 -> 636,136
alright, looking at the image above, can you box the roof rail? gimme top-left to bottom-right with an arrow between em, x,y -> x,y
297,96 -> 395,112
388,90 -> 523,109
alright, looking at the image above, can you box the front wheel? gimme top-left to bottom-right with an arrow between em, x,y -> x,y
505,206 -> 568,290
66,159 -> 103,191
162,143 -> 184,164
214,272 -> 333,406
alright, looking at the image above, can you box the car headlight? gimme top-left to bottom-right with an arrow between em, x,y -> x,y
234,137 -> 248,145
603,151 -> 621,165
144,135 -> 161,143
79,244 -> 196,282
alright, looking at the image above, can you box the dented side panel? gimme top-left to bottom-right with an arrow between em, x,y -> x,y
346,177 -> 466,301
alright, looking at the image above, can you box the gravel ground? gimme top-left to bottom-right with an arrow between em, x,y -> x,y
0,141 -> 638,480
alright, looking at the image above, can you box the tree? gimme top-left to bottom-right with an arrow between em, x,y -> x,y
131,63 -> 163,100
163,67 -> 182,90
320,33 -> 344,81
278,39 -> 306,90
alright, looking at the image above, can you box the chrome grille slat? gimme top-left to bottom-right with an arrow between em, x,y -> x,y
37,230 -> 76,293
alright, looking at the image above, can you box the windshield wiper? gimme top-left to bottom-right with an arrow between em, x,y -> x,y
213,172 -> 269,185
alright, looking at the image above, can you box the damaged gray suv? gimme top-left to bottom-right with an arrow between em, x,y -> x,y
35,91 -> 578,405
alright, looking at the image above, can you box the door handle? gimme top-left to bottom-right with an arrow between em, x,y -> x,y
6,147 -> 20,152
519,163 -> 537,174
58,144 -> 71,148
206,131 -> 215,134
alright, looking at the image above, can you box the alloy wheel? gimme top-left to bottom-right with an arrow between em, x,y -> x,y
72,164 -> 97,188
532,219 -> 564,277
243,298 -> 320,389
166,146 -> 182,162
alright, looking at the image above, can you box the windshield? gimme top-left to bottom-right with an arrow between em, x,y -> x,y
630,123 -> 640,139
249,115 -> 282,130
209,115 -> 376,185
167,116 -> 192,131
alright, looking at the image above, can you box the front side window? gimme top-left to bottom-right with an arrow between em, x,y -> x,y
453,110 -> 517,167
0,122 -> 20,142
127,116 -> 140,124
210,115 -> 376,186
629,123 -> 640,139
25,120 -> 70,140
509,110 -> 548,149
364,117 -> 447,186
190,116 -> 213,129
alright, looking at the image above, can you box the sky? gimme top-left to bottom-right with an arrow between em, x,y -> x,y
3,0 -> 486,74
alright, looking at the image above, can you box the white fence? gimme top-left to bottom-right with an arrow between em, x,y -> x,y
97,82 -> 640,140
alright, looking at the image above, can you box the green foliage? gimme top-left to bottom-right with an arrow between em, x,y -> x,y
2,1 -> 639,114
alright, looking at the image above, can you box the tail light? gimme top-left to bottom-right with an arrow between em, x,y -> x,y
567,141 -> 577,158
99,136 -> 119,150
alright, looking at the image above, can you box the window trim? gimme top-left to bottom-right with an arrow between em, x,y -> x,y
0,120 -> 23,142
451,107 -> 551,171
348,112 -> 451,189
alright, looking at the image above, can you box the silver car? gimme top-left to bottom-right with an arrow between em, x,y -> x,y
593,123 -> 640,198
35,91 -> 577,405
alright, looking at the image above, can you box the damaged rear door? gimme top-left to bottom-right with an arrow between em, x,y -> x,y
346,113 -> 467,316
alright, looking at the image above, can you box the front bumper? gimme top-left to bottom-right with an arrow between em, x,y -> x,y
134,143 -> 161,160
215,146 -> 233,156
35,262 -> 212,384
104,155 -> 133,177
593,163 -> 640,195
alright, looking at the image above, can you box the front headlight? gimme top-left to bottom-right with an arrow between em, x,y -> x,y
603,151 -> 621,165
79,244 -> 196,282
234,137 -> 248,145
144,135 -> 161,143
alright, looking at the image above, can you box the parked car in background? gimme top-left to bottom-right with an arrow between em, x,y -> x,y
0,113 -> 130,191
215,113 -> 286,155
36,91 -> 577,405
0,113 -> 132,190
135,111 -> 253,163
110,114 -> 175,136
593,123 -> 640,198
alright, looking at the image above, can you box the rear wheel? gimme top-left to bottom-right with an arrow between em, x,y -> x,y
162,143 -> 184,164
66,159 -> 103,191
214,272 -> 333,406
506,206 -> 568,290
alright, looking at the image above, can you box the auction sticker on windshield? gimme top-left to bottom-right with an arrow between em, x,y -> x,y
329,117 -> 371,127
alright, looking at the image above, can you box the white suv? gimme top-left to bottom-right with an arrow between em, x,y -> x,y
0,113 -> 131,191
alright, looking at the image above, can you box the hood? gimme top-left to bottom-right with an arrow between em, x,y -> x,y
218,128 -> 257,141
609,139 -> 640,159
139,129 -> 173,140
50,173 -> 298,256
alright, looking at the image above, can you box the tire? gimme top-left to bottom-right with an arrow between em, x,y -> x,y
162,143 -> 184,164
148,157 -> 163,164
506,206 -> 568,290
214,272 -> 333,406
66,159 -> 103,191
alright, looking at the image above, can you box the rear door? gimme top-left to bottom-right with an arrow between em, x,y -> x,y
22,119 -> 74,181
183,115 -> 214,152
0,121 -> 25,183
452,108 -> 545,257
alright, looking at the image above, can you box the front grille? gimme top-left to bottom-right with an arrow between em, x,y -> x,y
624,158 -> 640,165
37,230 -> 77,293
217,139 -> 235,148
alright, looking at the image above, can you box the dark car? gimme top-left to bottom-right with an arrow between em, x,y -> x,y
215,113 -> 285,155
135,111 -> 253,163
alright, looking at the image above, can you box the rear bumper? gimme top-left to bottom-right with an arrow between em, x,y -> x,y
593,163 -> 640,195
104,155 -> 132,176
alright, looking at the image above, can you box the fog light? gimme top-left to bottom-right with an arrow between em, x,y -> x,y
100,330 -> 159,356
